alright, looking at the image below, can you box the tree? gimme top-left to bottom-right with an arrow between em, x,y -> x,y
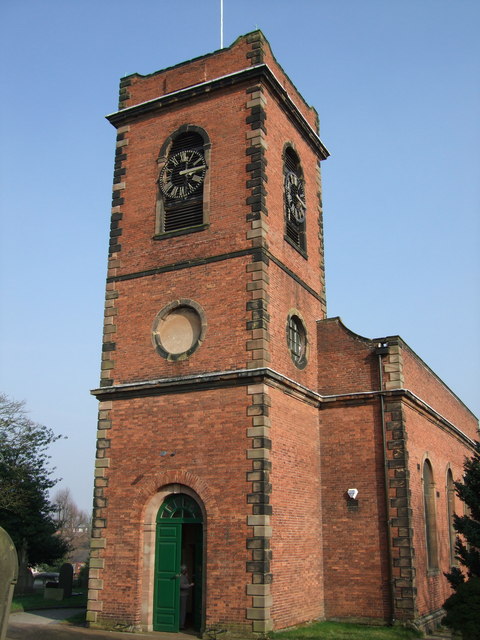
443,441 -> 480,639
0,393 -> 69,578
53,488 -> 91,563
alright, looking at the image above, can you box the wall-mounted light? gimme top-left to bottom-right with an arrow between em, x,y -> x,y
347,488 -> 358,500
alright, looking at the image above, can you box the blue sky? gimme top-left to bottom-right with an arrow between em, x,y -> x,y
1,0 -> 479,513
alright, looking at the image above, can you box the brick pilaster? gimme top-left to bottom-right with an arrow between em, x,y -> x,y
246,31 -> 266,66
100,125 -> 128,387
383,387 -> 417,620
315,161 -> 327,316
243,38 -> 273,630
383,339 -> 405,390
87,400 -> 111,624
246,383 -> 273,633
118,76 -> 131,110
245,83 -> 270,370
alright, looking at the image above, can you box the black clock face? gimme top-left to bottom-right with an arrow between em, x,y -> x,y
160,149 -> 207,200
285,171 -> 306,223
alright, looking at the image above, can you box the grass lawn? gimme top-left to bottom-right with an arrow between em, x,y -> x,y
270,621 -> 423,640
11,589 -> 87,613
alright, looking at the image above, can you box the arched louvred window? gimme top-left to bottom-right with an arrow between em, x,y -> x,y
157,493 -> 202,522
446,469 -> 456,566
423,460 -> 439,570
284,146 -> 306,252
157,130 -> 208,234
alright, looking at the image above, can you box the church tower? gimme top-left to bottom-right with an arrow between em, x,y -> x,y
89,32 -> 329,634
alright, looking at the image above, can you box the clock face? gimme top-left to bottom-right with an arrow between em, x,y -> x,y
285,171 -> 306,223
159,149 -> 207,200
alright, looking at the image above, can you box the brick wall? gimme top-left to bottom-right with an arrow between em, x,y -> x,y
401,345 -> 478,441
316,316 -> 477,627
267,264 -> 322,388
320,400 -> 390,622
405,403 -> 473,621
317,318 -> 379,395
119,32 -> 319,131
109,85 -> 252,277
270,386 -> 324,628
107,258 -> 251,385
91,388 -> 253,630
263,89 -> 325,297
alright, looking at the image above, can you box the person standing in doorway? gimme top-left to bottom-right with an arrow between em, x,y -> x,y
179,565 -> 194,629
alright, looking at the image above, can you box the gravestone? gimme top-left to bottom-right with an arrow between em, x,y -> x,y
15,566 -> 33,595
0,527 -> 18,640
58,562 -> 73,598
14,543 -> 33,595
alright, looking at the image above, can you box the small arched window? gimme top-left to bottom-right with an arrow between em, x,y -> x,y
286,312 -> 308,369
423,460 -> 439,570
446,469 -> 456,566
156,127 -> 210,236
283,146 -> 306,253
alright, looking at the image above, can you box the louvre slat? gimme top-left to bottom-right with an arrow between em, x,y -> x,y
165,200 -> 203,231
285,147 -> 299,173
171,132 -> 203,153
286,220 -> 301,245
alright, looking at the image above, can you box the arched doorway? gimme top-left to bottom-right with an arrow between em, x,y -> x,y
154,493 -> 203,632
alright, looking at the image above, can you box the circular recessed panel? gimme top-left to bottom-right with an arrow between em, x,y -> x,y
153,301 -> 206,361
158,307 -> 201,354
287,313 -> 308,369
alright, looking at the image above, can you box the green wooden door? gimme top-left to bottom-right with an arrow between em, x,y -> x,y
154,494 -> 203,632
153,522 -> 181,632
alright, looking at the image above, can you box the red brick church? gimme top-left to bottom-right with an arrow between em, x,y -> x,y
88,32 -> 478,635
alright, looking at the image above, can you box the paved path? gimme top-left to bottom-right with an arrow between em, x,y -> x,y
6,609 -> 198,640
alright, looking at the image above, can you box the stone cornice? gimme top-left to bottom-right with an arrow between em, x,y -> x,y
106,64 -> 329,160
91,367 -> 318,403
91,368 -> 475,448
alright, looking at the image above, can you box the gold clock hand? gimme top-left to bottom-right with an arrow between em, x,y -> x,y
178,165 -> 207,176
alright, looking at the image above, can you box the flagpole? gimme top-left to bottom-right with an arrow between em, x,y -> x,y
220,0 -> 224,49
